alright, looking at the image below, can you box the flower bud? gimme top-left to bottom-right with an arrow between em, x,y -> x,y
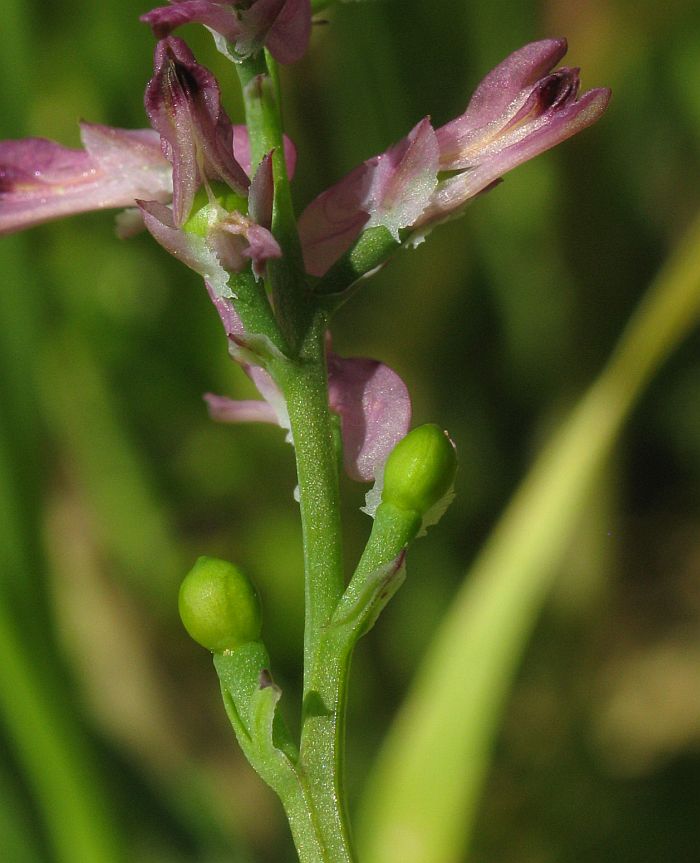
381,424 -> 457,517
179,556 -> 262,652
182,183 -> 248,238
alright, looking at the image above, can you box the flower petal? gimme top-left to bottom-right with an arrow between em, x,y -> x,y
141,1 -> 242,42
204,392 -> 279,424
422,86 -> 611,224
139,199 -> 233,297
327,353 -> 412,482
145,37 -> 249,225
436,38 -> 568,166
0,126 -> 171,235
298,117 -> 439,277
262,0 -> 312,65
141,0 -> 311,65
232,125 -> 297,180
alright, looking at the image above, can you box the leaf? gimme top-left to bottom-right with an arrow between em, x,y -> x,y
357,211 -> 700,863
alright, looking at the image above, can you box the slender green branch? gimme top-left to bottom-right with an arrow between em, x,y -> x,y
236,54 -> 308,351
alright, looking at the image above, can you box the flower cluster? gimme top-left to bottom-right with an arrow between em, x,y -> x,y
0,2 -> 610,485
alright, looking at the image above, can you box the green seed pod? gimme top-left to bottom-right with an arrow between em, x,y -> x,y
381,423 -> 457,517
179,556 -> 262,653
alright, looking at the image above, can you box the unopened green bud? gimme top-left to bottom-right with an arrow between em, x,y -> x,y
179,556 -> 262,652
183,183 -> 248,237
381,424 -> 457,516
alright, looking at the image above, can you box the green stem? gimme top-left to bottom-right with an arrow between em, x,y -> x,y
275,316 -> 345,682
237,54 -> 308,352
299,643 -> 355,863
272,314 -> 354,861
237,43 -> 353,862
230,271 -> 290,355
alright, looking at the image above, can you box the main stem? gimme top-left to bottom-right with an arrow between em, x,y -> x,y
275,313 -> 355,862
236,50 -> 354,862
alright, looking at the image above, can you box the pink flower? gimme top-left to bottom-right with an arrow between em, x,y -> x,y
139,38 -> 283,292
145,36 -> 250,226
0,38 -> 296,292
298,39 -> 611,278
141,0 -> 312,65
0,124 -> 172,235
203,285 -> 411,481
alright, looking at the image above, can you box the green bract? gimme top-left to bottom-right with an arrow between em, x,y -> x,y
382,423 -> 457,516
179,556 -> 262,652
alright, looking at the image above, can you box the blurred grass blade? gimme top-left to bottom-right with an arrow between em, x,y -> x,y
39,329 -> 183,609
357,210 -> 700,863
0,595 -> 123,863
0,762 -> 43,863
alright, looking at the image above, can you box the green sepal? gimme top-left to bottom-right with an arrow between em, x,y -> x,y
214,642 -> 299,793
314,226 -> 400,299
328,554 -> 407,644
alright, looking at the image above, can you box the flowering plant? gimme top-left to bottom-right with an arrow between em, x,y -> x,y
4,2 -> 667,861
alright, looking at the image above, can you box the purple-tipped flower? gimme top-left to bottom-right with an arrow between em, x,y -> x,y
203,288 -> 411,482
145,37 -> 250,226
141,0 -> 312,65
138,37 -> 283,292
0,124 -> 172,235
138,151 -> 281,295
298,38 -> 611,277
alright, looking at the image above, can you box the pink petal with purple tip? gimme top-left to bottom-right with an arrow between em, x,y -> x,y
145,37 -> 249,225
0,125 -> 172,235
436,38 -> 569,164
420,84 -> 611,227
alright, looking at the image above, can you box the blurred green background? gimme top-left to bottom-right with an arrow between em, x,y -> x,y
2,0 -> 700,861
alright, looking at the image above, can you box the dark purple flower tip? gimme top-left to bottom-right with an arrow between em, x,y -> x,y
145,36 -> 249,225
434,39 -> 608,174
141,1 -> 241,42
141,0 -> 311,65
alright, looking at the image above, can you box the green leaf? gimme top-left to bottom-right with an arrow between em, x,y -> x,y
358,211 -> 700,863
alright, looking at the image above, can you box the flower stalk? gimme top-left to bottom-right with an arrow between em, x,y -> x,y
0,9 -> 611,861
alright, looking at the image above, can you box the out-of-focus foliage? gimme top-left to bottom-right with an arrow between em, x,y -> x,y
1,1 -> 699,861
